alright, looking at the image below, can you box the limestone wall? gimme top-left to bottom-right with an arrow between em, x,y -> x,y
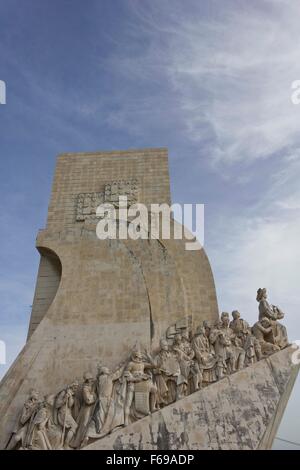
0,148 -> 219,448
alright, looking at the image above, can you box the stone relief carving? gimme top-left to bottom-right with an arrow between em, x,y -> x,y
76,192 -> 104,221
256,287 -> 288,349
154,339 -> 180,406
6,288 -> 290,450
6,389 -> 40,450
76,179 -> 139,221
104,179 -> 139,207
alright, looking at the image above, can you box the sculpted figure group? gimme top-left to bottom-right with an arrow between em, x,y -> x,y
6,288 -> 289,450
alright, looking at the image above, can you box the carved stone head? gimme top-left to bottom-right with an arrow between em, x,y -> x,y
132,350 -> 143,362
98,366 -> 110,375
203,321 -> 211,337
261,317 -> 271,328
182,330 -> 190,342
256,288 -> 267,302
69,380 -> 79,392
221,312 -> 230,327
173,333 -> 182,345
160,339 -> 169,351
29,388 -> 39,401
44,394 -> 55,407
83,372 -> 94,383
218,331 -> 228,346
195,325 -> 205,336
231,310 -> 240,320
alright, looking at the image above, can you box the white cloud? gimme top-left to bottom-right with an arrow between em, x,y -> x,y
210,212 -> 300,330
122,0 -> 300,346
123,0 -> 300,166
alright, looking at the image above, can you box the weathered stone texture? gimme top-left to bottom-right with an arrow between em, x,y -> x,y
47,148 -> 171,231
85,347 -> 299,450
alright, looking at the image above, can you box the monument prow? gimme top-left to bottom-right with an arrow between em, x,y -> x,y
84,346 -> 299,450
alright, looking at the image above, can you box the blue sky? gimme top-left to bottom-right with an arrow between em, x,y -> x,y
0,0 -> 299,449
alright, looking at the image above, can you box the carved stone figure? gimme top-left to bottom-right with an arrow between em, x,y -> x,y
54,381 -> 79,449
221,312 -> 245,371
209,328 -> 233,379
202,320 -> 210,335
240,331 -> 255,365
6,389 -> 40,450
236,325 -> 261,366
72,372 -> 96,449
124,350 -> 158,425
209,313 -> 244,378
230,311 -> 249,335
192,325 -> 217,385
27,395 -> 55,450
181,331 -> 203,392
257,288 -> 282,321
172,332 -> 202,396
86,365 -> 125,442
154,339 -> 180,405
252,318 -> 281,357
40,395 -> 62,449
94,366 -> 121,431
256,288 -> 288,349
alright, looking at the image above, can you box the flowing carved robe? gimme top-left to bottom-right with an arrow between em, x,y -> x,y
87,368 -> 125,439
192,333 -> 217,383
154,350 -> 180,405
71,382 -> 96,448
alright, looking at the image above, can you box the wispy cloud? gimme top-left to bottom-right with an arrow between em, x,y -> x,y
106,2 -> 300,350
210,210 -> 300,329
101,0 -> 300,168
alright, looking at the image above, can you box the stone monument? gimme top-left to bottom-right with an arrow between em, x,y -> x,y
0,148 -> 298,450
